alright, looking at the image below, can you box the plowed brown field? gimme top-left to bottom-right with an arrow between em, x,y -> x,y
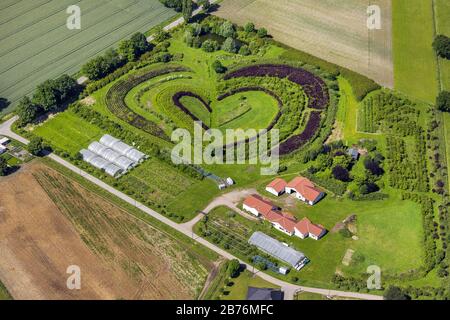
0,162 -> 209,299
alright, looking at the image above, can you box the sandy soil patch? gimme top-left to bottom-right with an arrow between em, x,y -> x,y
0,162 -> 208,299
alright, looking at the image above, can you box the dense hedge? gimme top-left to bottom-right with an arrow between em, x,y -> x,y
105,66 -> 189,140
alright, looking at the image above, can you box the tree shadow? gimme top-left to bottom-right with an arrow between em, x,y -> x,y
0,97 -> 11,113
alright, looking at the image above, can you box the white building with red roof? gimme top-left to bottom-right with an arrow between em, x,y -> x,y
294,217 -> 327,240
243,195 -> 278,217
285,177 -> 325,205
265,178 -> 287,196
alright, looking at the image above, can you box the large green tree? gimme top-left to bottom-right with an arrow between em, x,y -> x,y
32,80 -> 58,111
436,91 -> 450,112
16,96 -> 40,127
384,286 -> 410,300
27,137 -> 46,156
433,35 -> 450,60
182,0 -> 193,23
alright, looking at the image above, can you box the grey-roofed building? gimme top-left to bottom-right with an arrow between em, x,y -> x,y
248,232 -> 309,270
246,287 -> 284,300
347,148 -> 360,160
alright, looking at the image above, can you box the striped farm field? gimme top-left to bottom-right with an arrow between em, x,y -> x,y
0,0 -> 176,114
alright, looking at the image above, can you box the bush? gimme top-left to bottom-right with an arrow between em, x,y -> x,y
433,35 -> 450,60
27,137 -> 46,156
0,157 -> 7,176
201,39 -> 220,52
384,286 -> 410,300
339,228 -> 352,238
244,22 -> 255,33
212,60 -> 227,74
257,28 -> 268,38
436,91 -> 450,112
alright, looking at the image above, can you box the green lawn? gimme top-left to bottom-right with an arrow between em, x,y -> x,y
393,0 -> 439,103
0,281 -> 12,300
435,0 -> 450,90
34,111 -> 103,154
212,91 -> 279,131
220,271 -> 279,300
180,95 -> 212,126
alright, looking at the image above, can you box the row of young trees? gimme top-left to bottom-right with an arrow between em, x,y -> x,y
433,35 -> 450,113
81,32 -> 150,80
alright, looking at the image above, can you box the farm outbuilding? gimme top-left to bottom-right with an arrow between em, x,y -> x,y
248,232 -> 309,270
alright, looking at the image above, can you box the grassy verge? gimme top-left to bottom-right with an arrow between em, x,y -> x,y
0,281 -> 12,300
393,0 -> 439,103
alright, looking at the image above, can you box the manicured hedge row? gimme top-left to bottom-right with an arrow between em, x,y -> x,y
224,64 -> 329,110
106,66 -> 188,140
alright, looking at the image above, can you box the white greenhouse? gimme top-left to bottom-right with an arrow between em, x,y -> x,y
79,135 -> 147,178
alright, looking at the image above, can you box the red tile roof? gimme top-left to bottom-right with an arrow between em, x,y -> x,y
263,210 -> 297,233
243,195 -> 276,215
295,217 -> 325,238
287,177 -> 322,202
266,178 -> 287,193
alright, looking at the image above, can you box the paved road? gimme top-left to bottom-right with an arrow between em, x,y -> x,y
0,117 -> 383,300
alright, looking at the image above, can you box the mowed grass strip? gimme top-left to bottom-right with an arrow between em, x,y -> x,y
393,0 -> 439,103
435,0 -> 450,90
212,91 -> 279,131
179,96 -> 212,126
33,111 -> 103,154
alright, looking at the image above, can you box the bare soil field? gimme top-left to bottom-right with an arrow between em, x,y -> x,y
216,0 -> 393,87
0,162 -> 209,299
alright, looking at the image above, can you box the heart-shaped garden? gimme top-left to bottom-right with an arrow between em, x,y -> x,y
105,62 -> 330,155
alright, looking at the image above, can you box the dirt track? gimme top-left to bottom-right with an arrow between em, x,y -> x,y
216,0 -> 393,87
0,163 -> 207,300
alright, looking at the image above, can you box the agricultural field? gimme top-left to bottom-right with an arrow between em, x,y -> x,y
0,0 -> 177,114
392,0 -> 439,103
216,0 -> 394,87
13,7 -> 450,300
0,161 -> 213,299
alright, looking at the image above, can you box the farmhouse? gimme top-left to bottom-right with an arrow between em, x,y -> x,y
265,178 -> 287,196
285,177 -> 324,205
248,232 -> 309,270
243,194 -> 279,217
294,217 -> 327,240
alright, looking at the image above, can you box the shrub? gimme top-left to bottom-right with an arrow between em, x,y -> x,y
433,35 -> 450,60
201,39 -> 219,52
212,60 -> 227,74
384,286 -> 410,300
27,137 -> 46,156
257,28 -> 268,38
436,91 -> 450,112
244,22 -> 255,33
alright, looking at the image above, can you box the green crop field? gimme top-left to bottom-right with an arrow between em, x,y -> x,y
393,0 -> 439,103
0,0 -> 176,114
